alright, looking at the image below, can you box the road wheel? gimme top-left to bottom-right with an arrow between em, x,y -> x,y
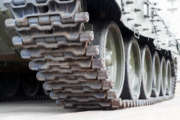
93,21 -> 125,97
166,60 -> 173,96
140,46 -> 153,99
160,57 -> 167,96
122,39 -> 141,100
152,52 -> 161,97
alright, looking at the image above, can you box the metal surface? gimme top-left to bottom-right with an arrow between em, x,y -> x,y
0,0 -> 178,55
2,0 -> 178,110
0,10 -> 19,58
0,7 -> 24,62
117,0 -> 178,55
0,0 -> 178,57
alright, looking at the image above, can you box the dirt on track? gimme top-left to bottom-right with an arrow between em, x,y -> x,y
0,83 -> 179,120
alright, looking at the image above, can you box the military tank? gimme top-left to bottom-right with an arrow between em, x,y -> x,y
0,0 -> 179,109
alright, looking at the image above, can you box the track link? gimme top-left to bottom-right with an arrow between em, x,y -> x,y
4,0 -> 176,110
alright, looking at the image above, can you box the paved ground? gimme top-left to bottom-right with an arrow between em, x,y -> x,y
0,84 -> 180,120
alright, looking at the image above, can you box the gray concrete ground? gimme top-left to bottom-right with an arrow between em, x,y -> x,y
0,84 -> 180,120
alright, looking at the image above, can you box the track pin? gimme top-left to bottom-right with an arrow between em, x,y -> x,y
20,49 -> 31,59
80,31 -> 94,42
12,36 -> 23,46
5,19 -> 16,28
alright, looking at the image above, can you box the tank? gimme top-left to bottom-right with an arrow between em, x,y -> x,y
0,0 -> 178,109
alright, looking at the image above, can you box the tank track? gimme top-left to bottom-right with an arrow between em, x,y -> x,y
4,0 -> 176,110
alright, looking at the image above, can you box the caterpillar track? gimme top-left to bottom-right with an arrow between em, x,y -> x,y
4,0 -> 177,110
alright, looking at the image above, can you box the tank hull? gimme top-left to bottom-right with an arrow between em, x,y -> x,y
0,3 -> 27,72
0,9 -> 22,62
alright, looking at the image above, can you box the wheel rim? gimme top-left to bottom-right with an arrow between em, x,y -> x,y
152,52 -> 161,97
166,60 -> 172,95
142,46 -> 153,98
161,58 -> 167,96
127,40 -> 141,99
104,23 -> 125,97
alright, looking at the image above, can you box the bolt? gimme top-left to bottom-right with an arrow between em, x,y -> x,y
134,8 -> 141,12
143,28 -> 149,31
126,1 -> 134,5
134,24 -> 142,27
122,12 -> 130,15
127,18 -> 134,21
